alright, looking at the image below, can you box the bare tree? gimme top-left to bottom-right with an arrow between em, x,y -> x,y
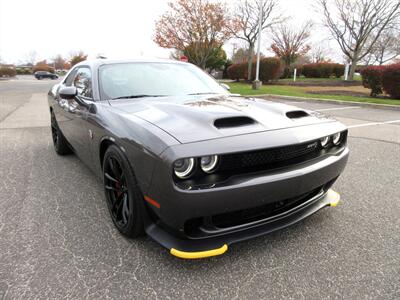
362,30 -> 400,65
271,21 -> 313,77
232,0 -> 283,80
231,47 -> 250,64
318,0 -> 400,80
310,42 -> 332,63
51,54 -> 66,70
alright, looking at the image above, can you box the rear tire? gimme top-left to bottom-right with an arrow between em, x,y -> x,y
51,112 -> 72,155
103,145 -> 144,238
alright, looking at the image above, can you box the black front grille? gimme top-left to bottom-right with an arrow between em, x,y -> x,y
210,187 -> 322,229
219,140 -> 321,172
184,184 -> 329,237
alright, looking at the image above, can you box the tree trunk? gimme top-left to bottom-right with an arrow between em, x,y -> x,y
348,53 -> 359,80
199,60 -> 207,70
247,43 -> 254,82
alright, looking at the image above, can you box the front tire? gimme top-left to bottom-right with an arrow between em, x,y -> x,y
103,145 -> 144,238
51,112 -> 72,155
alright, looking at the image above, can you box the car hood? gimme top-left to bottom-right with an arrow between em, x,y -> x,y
109,94 -> 334,144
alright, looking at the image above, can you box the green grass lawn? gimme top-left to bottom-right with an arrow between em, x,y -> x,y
227,82 -> 400,106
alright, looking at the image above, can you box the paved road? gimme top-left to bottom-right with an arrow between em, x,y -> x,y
1,77 -> 399,299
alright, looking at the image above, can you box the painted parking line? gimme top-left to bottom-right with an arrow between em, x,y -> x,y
316,106 -> 360,112
348,120 -> 400,128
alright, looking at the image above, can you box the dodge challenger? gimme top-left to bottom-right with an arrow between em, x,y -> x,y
48,59 -> 349,259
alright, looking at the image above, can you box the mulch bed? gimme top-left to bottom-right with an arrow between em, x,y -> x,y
273,80 -> 362,87
306,90 -> 368,97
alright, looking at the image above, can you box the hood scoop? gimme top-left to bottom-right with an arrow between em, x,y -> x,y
286,110 -> 310,119
214,116 -> 256,129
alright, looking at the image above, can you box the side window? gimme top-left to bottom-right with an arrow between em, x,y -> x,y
73,67 -> 93,99
64,68 -> 77,86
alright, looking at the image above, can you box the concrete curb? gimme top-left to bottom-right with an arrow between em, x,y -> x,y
245,93 -> 400,111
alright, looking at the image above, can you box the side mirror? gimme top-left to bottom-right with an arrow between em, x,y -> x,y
220,83 -> 230,91
59,86 -> 77,99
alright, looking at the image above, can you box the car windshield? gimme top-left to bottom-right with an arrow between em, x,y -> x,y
99,62 -> 228,100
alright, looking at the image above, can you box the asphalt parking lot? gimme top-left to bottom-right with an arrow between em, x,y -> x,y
1,77 -> 399,299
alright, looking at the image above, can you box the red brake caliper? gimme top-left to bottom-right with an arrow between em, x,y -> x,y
115,181 -> 122,197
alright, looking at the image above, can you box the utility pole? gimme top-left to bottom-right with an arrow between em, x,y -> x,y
252,0 -> 263,90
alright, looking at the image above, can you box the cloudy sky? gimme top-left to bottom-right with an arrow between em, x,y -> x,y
0,0 -> 339,64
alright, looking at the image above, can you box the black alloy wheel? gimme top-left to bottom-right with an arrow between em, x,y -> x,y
103,145 -> 144,237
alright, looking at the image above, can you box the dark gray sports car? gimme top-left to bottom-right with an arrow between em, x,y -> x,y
48,59 -> 348,259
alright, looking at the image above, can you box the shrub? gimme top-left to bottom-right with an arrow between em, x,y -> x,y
33,65 -> 55,74
0,65 -> 17,77
302,63 -> 345,78
382,63 -> 400,99
227,58 -> 281,82
332,64 -> 345,78
289,65 -> 303,77
360,66 -> 385,97
16,68 -> 32,75
258,57 -> 281,82
227,63 -> 247,81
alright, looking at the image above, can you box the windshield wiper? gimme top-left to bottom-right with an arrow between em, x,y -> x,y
111,94 -> 167,100
187,92 -> 219,95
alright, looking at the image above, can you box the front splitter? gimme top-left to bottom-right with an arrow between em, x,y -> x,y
145,189 -> 341,259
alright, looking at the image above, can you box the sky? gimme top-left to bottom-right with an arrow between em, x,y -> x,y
0,0 -> 340,65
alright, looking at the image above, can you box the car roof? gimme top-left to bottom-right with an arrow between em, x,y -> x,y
74,58 -> 188,69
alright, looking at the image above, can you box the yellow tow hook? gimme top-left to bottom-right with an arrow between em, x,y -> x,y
328,189 -> 341,207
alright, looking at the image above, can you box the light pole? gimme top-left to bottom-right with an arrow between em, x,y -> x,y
252,0 -> 263,90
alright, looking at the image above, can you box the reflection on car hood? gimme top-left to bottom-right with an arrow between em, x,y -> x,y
109,94 -> 334,144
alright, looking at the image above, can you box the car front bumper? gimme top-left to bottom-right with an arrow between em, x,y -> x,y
145,189 -> 341,259
143,143 -> 349,258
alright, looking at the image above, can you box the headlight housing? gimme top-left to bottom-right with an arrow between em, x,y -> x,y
174,158 -> 195,179
320,136 -> 330,148
332,132 -> 341,145
200,155 -> 219,173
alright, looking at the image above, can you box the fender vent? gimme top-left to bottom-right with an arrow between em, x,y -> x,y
286,110 -> 309,119
214,116 -> 256,129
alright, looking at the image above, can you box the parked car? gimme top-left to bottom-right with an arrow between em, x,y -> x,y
48,59 -> 349,259
34,71 -> 58,80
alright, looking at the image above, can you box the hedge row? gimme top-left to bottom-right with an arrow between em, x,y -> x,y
382,64 -> 400,99
0,66 -> 17,77
227,58 -> 281,82
32,65 -> 55,74
302,63 -> 345,78
360,66 -> 385,97
16,68 -> 33,75
361,64 -> 400,99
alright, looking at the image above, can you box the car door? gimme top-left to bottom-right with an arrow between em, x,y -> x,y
56,66 -> 93,162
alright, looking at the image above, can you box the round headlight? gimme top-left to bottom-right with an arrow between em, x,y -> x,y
174,158 -> 195,179
332,132 -> 341,145
320,136 -> 330,148
200,155 -> 219,173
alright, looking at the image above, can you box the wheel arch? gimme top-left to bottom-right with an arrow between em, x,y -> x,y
99,137 -> 115,170
98,136 -> 157,198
